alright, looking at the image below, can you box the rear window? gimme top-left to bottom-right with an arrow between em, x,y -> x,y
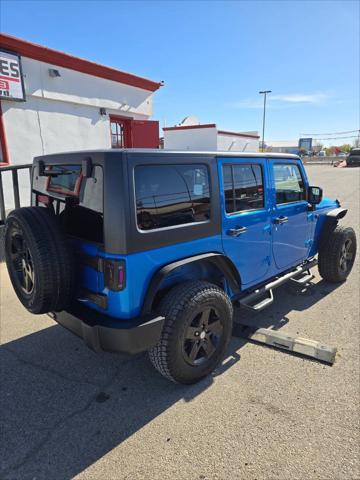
46,165 -> 83,196
33,164 -> 103,244
135,164 -> 211,231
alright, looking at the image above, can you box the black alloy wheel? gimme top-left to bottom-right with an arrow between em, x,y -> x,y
182,307 -> 223,366
9,229 -> 35,295
339,238 -> 355,274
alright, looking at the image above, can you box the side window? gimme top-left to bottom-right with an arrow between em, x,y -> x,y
135,164 -> 211,231
274,163 -> 306,204
223,164 -> 264,214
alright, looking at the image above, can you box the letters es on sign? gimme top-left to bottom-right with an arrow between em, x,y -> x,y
0,50 -> 25,101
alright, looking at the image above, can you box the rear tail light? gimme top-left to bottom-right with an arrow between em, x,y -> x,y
104,259 -> 126,291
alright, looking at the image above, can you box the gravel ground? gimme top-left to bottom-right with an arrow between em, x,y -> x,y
0,165 -> 359,480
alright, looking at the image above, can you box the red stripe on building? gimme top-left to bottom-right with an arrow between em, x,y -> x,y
0,33 -> 163,92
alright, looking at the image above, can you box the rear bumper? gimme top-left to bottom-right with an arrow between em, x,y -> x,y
50,303 -> 164,355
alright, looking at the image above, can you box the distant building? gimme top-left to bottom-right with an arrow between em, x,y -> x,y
266,140 -> 299,154
163,117 -> 259,152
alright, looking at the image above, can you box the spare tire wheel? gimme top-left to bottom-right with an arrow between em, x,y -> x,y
4,206 -> 75,314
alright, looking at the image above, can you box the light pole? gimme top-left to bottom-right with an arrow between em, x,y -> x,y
259,90 -> 271,152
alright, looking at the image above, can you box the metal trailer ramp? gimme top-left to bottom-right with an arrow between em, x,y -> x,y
233,322 -> 337,365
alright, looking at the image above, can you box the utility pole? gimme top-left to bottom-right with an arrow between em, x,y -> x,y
259,90 -> 271,152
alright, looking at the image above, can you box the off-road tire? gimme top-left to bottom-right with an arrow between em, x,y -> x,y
318,225 -> 357,282
5,206 -> 75,314
149,281 -> 233,384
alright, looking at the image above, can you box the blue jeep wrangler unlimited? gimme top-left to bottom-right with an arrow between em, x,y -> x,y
4,150 -> 357,384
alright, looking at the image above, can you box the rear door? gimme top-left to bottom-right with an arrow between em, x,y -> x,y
270,160 -> 311,270
219,158 -> 272,286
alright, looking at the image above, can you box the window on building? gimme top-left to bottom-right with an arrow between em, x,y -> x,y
135,164 -> 211,231
223,164 -> 264,213
110,118 -> 126,148
274,163 -> 306,204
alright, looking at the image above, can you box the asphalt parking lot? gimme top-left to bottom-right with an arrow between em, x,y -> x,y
0,165 -> 359,480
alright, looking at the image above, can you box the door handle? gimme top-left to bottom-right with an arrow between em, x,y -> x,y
226,226 -> 248,237
274,216 -> 289,225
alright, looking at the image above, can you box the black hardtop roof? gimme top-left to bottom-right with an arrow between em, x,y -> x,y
35,148 -> 300,162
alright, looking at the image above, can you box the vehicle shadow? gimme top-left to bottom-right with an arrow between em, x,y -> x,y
0,322 -> 243,480
0,278 -> 340,480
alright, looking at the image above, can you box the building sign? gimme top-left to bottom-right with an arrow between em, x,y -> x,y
0,50 -> 25,101
298,137 -> 312,152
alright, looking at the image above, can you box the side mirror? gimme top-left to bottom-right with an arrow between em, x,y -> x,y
308,186 -> 323,205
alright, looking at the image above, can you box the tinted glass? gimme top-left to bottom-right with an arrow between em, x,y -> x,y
33,165 -> 104,244
274,163 -> 306,204
223,164 -> 264,213
135,164 -> 210,230
62,165 -> 104,243
47,165 -> 82,195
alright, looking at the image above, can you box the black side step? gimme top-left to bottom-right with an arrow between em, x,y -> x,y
240,289 -> 274,312
238,259 -> 317,312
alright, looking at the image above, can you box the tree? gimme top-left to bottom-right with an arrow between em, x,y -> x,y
339,144 -> 352,153
313,141 -> 323,152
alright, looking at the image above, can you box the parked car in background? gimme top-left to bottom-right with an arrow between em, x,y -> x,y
318,150 -> 327,157
337,152 -> 348,158
347,148 -> 360,167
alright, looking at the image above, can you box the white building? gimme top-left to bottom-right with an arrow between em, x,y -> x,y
0,34 -> 162,208
163,119 -> 259,152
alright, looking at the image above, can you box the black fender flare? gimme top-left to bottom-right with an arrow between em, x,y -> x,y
318,208 -> 348,250
141,253 -> 241,315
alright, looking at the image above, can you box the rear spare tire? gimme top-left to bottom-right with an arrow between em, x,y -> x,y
4,207 -> 75,314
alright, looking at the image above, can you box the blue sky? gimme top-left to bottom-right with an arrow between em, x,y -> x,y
1,0 -> 359,144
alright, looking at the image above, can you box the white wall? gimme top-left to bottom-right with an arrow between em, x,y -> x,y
21,57 -> 154,116
1,56 -> 155,209
163,127 -> 217,151
217,133 -> 259,152
163,127 -> 259,153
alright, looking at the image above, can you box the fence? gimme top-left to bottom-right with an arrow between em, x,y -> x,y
302,156 -> 337,165
0,164 -> 32,261
0,163 -> 32,225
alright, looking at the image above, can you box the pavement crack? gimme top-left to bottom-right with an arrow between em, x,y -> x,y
1,365 -> 122,478
2,346 -> 100,388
